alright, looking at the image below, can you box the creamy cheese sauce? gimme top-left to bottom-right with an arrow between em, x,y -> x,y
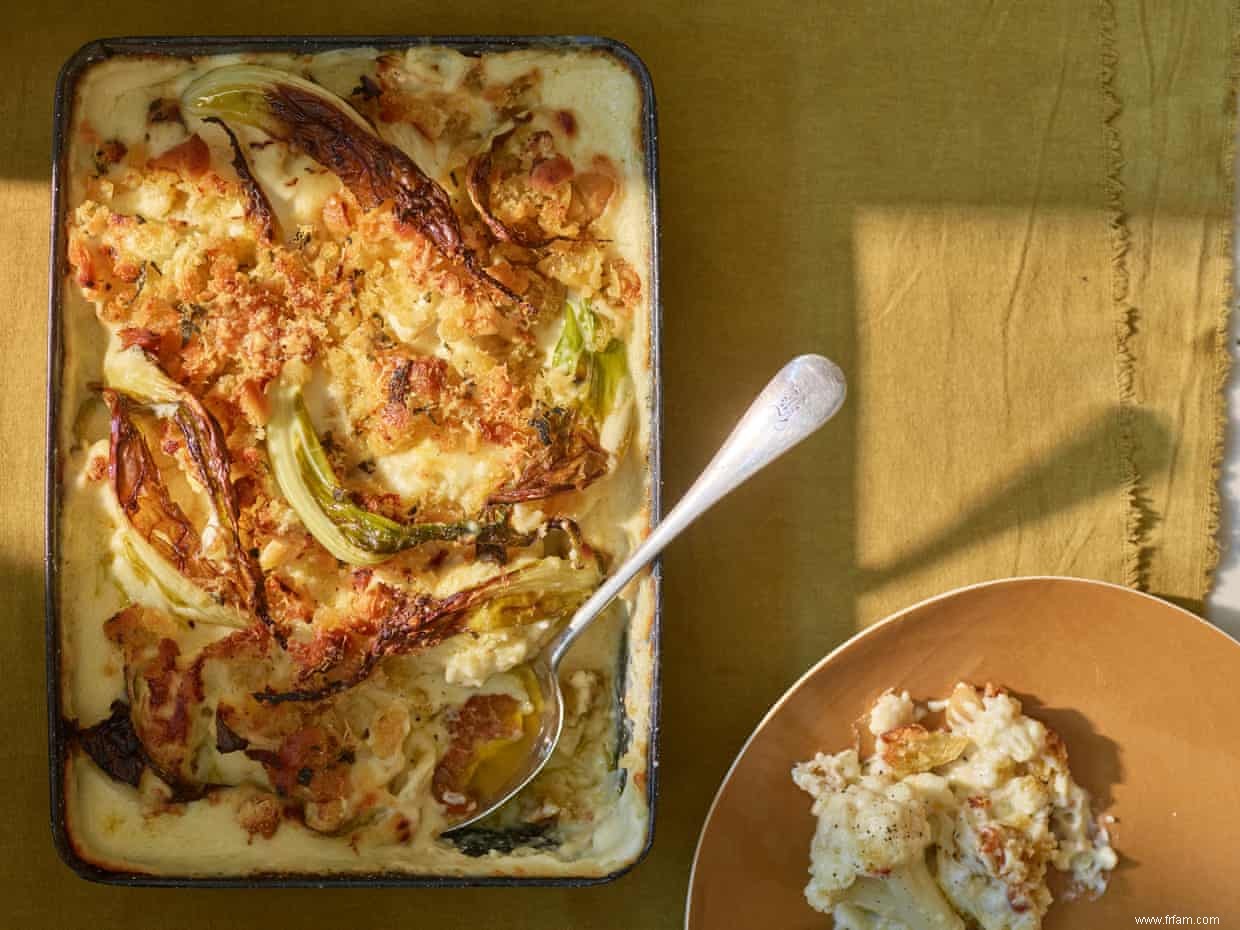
58,45 -> 655,878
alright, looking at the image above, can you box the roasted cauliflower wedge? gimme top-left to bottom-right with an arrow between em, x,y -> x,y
792,685 -> 1116,930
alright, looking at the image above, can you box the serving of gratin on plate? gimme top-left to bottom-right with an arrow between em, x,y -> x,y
792,683 -> 1116,929
687,577 -> 1240,929
49,39 -> 657,881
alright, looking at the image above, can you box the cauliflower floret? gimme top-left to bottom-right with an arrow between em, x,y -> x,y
792,749 -> 861,802
834,862 -> 965,930
805,779 -> 932,903
794,749 -> 958,927
944,684 -> 1044,773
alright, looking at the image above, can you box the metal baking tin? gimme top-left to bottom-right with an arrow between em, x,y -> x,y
45,35 -> 661,887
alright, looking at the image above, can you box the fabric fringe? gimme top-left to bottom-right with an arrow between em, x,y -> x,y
1203,0 -> 1240,587
1098,0 -> 1145,589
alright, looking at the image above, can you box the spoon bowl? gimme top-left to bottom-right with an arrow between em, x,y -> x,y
446,354 -> 848,831
450,656 -> 565,831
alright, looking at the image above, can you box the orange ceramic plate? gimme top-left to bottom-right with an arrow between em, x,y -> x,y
687,577 -> 1240,929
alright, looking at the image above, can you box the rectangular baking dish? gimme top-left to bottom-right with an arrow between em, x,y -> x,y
45,34 -> 660,887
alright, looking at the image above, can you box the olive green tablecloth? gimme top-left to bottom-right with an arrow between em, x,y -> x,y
0,1 -> 1234,927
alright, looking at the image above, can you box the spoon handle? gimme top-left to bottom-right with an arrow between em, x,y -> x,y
545,354 -> 847,669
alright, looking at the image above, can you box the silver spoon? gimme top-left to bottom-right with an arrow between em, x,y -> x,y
447,354 -> 848,831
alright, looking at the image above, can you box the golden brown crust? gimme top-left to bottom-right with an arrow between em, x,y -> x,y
148,134 -> 210,178
879,723 -> 969,776
237,793 -> 283,840
265,81 -> 534,316
66,52 -> 646,851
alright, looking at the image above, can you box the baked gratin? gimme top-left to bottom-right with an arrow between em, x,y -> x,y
53,44 -> 655,878
792,684 -> 1116,930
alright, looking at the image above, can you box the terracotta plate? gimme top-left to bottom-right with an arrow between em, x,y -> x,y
686,577 -> 1240,928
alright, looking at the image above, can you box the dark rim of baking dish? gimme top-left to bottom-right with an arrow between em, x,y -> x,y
45,34 -> 661,889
